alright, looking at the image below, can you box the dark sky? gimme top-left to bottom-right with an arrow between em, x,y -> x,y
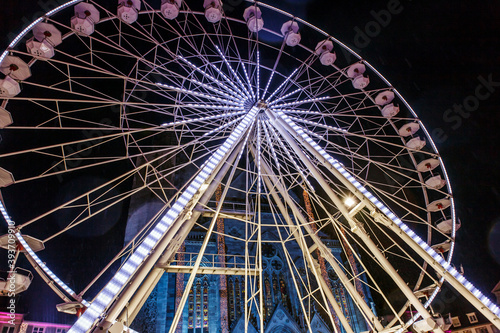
0,0 -> 499,322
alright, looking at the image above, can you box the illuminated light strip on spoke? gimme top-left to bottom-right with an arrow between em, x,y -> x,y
268,88 -> 302,106
256,51 -> 261,101
215,45 -> 252,99
177,55 -> 245,100
69,107 -> 259,333
241,60 -> 255,99
202,116 -> 244,137
273,110 -> 500,319
257,121 -> 262,194
262,121 -> 280,170
265,120 -> 314,191
179,104 -> 244,111
0,202 -> 90,307
262,70 -> 275,101
156,83 -> 244,107
188,78 -> 243,103
161,111 -> 245,127
266,67 -> 299,102
270,95 -> 330,108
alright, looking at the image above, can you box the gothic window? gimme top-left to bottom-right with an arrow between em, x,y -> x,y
262,244 -> 276,258
203,278 -> 209,329
196,280 -> 202,328
272,274 -> 280,304
188,288 -> 194,329
271,258 -> 283,271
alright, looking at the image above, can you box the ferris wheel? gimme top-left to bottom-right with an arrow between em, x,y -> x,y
0,0 -> 498,332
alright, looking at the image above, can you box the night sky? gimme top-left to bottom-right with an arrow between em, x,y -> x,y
0,0 -> 499,323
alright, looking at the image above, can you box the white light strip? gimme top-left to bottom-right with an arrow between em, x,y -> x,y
262,121 -> 280,170
256,51 -> 261,101
0,201 -> 90,308
177,55 -> 245,100
0,0 -> 82,64
68,106 -> 259,333
268,88 -> 302,106
156,83 -> 243,107
262,70 -> 275,101
266,120 -> 314,191
202,115 -> 244,137
240,57 -> 255,99
274,110 -> 500,319
188,78 -> 242,103
215,45 -> 252,99
270,95 -> 330,108
176,103 -> 244,111
161,111 -> 245,127
257,121 -> 262,194
266,67 -> 299,102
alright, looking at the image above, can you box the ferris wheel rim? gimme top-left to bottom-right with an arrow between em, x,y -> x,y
0,1 -> 471,332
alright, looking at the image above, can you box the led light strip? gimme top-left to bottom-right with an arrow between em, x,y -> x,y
274,110 -> 500,318
261,121 -> 280,170
0,0 -> 83,64
68,106 -> 259,333
177,55 -> 245,100
265,67 -> 299,102
256,51 -> 261,101
215,45 -> 252,99
0,202 -> 90,307
156,83 -> 244,107
270,95 -> 330,108
160,111 -> 245,127
265,120 -> 314,191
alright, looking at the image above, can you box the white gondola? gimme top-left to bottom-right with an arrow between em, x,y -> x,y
33,22 -> 62,46
161,0 -> 182,19
432,240 -> 451,254
0,108 -> 12,129
315,40 -> 336,66
417,158 -> 440,172
118,0 -> 141,24
0,167 -> 14,188
413,318 -> 438,333
398,122 -> 420,137
204,0 -> 223,23
0,76 -> 20,97
56,301 -> 86,315
0,56 -> 31,81
0,268 -> 33,295
352,75 -> 370,89
434,313 -> 453,331
281,21 -> 301,47
381,103 -> 399,118
347,63 -> 366,78
243,6 -> 264,32
427,198 -> 451,212
26,39 -> 54,58
436,218 -> 461,234
375,90 -> 395,106
425,174 -> 446,189
406,137 -> 426,150
71,2 -> 100,36
27,22 -> 62,59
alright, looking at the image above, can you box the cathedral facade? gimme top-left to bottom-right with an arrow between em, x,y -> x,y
128,211 -> 376,333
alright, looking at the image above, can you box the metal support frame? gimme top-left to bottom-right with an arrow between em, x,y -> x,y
267,109 -> 444,333
268,108 -> 500,330
258,152 -> 382,332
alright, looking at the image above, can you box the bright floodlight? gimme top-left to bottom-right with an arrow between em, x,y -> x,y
344,197 -> 356,208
